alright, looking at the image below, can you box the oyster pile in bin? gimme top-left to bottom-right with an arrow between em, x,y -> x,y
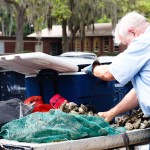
59,101 -> 97,116
114,108 -> 150,130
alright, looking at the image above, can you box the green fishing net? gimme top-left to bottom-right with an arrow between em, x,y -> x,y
0,110 -> 124,143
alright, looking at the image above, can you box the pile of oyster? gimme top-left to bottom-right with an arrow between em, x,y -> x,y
114,108 -> 150,130
59,101 -> 97,116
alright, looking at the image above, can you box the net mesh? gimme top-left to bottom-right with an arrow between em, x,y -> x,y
0,110 -> 124,143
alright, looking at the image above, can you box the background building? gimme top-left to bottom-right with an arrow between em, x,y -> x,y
0,23 -> 125,56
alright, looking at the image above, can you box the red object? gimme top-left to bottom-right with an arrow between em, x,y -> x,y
24,96 -> 53,112
24,96 -> 44,112
35,104 -> 53,112
49,94 -> 69,109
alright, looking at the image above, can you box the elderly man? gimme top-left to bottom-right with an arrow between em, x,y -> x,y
88,11 -> 150,122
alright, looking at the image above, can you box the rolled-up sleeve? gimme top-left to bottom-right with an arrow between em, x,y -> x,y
109,41 -> 149,85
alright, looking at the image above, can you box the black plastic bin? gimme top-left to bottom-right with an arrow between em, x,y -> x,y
0,71 -> 26,101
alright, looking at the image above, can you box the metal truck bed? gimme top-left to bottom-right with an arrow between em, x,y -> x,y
0,53 -> 149,150
0,128 -> 150,150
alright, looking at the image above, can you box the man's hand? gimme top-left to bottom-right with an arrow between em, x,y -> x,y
81,59 -> 101,76
98,89 -> 139,123
93,65 -> 115,81
98,110 -> 115,122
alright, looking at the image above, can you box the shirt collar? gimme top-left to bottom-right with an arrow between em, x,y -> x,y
144,25 -> 150,33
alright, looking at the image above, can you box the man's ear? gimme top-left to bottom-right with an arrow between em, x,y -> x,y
128,27 -> 136,36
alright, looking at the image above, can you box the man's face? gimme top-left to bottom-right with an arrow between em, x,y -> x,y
119,36 -> 133,46
121,38 -> 131,46
119,28 -> 140,46
119,22 -> 150,46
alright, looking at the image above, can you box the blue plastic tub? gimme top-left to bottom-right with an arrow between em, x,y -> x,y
25,70 -> 115,112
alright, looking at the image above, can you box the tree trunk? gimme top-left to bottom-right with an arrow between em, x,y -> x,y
62,20 -> 69,52
8,15 -> 13,36
111,3 -> 117,30
1,18 -> 5,36
62,20 -> 80,53
15,7 -> 25,53
69,26 -> 79,51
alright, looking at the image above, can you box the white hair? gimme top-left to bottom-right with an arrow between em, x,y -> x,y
114,11 -> 147,44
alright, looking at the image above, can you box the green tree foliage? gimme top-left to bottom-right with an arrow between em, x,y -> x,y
98,15 -> 111,23
0,0 -> 52,53
0,1 -> 15,36
0,0 -> 150,54
97,0 -> 150,29
135,0 -> 150,19
51,0 -> 101,52
25,0 -> 52,32
51,0 -> 71,23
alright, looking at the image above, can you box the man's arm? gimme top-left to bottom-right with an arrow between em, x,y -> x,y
98,88 -> 139,122
93,65 -> 115,81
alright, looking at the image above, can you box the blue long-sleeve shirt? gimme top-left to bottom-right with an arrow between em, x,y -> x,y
109,26 -> 150,116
